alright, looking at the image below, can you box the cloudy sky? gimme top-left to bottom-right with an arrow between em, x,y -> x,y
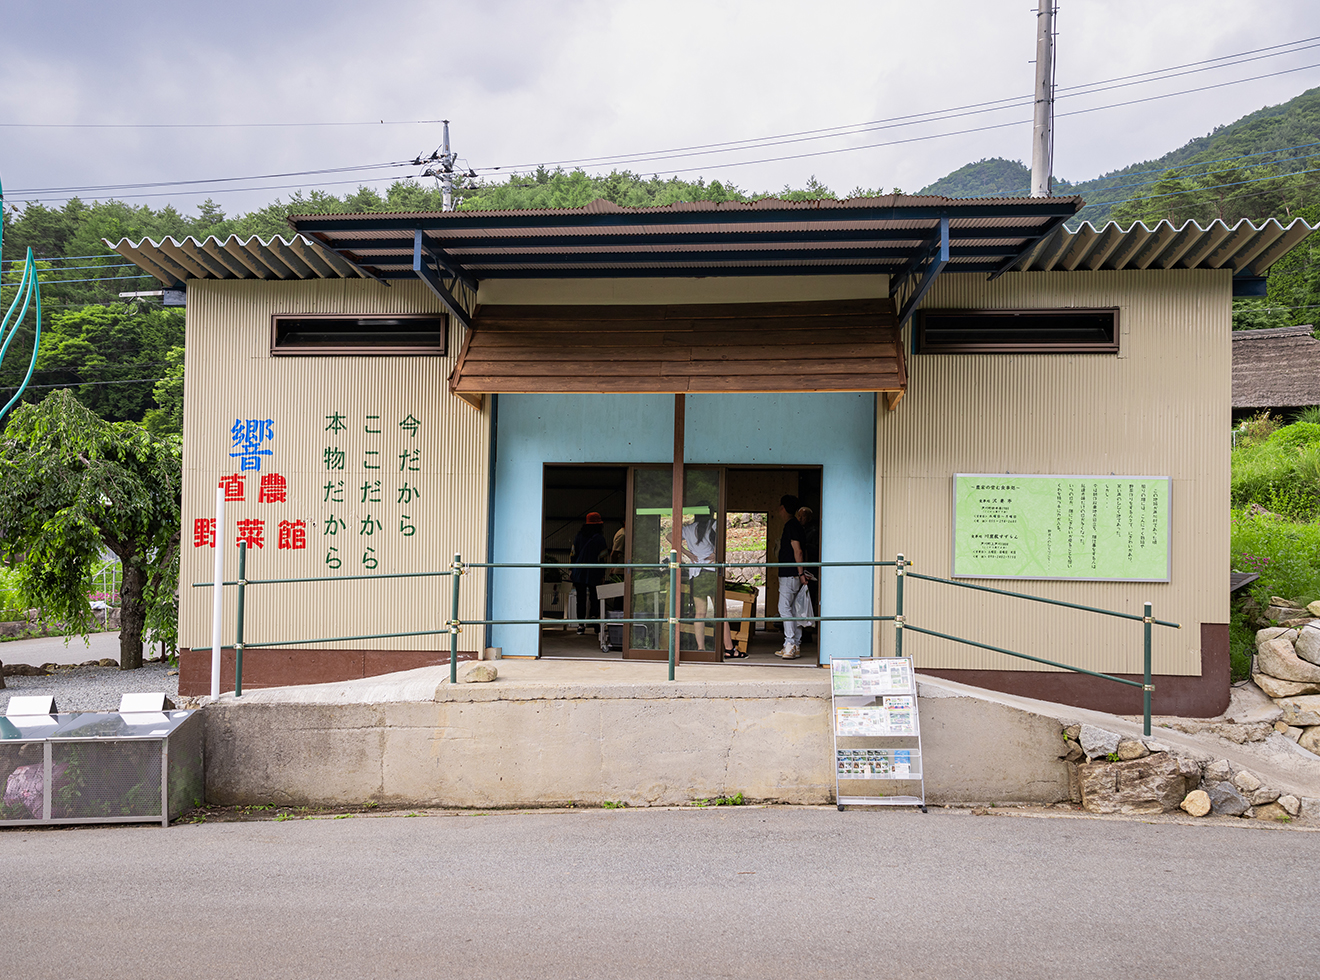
2,0 -> 1318,217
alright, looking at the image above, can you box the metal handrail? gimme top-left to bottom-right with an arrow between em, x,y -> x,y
203,547 -> 1173,732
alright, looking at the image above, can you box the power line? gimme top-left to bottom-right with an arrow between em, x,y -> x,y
0,119 -> 451,130
1,262 -> 137,273
0,274 -> 155,286
6,160 -> 413,197
1077,164 -> 1320,211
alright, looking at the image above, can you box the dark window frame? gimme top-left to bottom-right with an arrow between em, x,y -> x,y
270,313 -> 449,356
914,308 -> 1120,354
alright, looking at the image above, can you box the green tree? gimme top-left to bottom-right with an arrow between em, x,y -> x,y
0,390 -> 181,669
142,345 -> 184,436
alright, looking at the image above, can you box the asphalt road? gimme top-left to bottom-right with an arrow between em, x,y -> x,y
2,806 -> 1316,979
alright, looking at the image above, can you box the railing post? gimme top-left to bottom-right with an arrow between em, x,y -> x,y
894,553 -> 906,658
451,553 -> 462,685
1143,601 -> 1153,737
668,548 -> 678,681
234,541 -> 247,698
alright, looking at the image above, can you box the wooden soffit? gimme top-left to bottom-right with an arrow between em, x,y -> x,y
449,298 -> 906,409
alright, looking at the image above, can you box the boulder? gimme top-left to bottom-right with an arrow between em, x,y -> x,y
0,622 -> 26,638
1206,780 -> 1250,816
1310,600 -> 1320,618
2,663 -> 49,677
1250,786 -> 1281,806
1179,790 -> 1211,817
1062,724 -> 1081,741
1298,727 -> 1320,756
1079,725 -> 1121,760
1204,759 -> 1232,783
1278,696 -> 1320,727
1177,757 -> 1202,790
1254,672 -> 1320,698
1061,742 -> 1084,763
1252,802 -> 1291,822
106,608 -> 120,629
1279,794 -> 1301,816
1143,740 -> 1171,754
1116,739 -> 1149,761
1256,626 -> 1300,644
1076,754 -> 1191,814
1265,605 -> 1304,622
1297,624 -> 1320,666
1255,638 -> 1320,684
1233,769 -> 1262,794
462,663 -> 498,683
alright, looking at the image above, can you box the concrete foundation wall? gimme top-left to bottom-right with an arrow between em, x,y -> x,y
200,664 -> 1073,807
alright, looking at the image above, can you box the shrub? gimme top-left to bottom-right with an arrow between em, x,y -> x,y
1230,421 -> 1320,520
1231,509 -> 1320,607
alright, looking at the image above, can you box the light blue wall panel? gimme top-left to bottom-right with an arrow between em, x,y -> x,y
490,392 -> 876,661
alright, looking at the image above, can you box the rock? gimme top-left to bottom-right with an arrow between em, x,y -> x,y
1297,727 -> 1320,756
1116,739 -> 1149,761
1278,696 -> 1320,727
1250,786 -> 1281,805
1310,600 -> 1320,617
1177,757 -> 1202,789
97,658 -> 116,667
1252,802 -> 1292,822
1206,780 -> 1250,816
1066,762 -> 1081,804
1270,596 -> 1302,609
1256,638 -> 1320,684
1297,624 -> 1320,666
1143,740 -> 1171,754
1204,759 -> 1232,783
1256,671 -> 1320,698
1062,724 -> 1081,741
1233,770 -> 1262,794
1061,742 -> 1084,763
462,663 -> 498,683
3,663 -> 50,677
1257,626 -> 1301,644
1180,790 -> 1211,817
1279,794 -> 1301,816
0,621 -> 26,638
1079,724 -> 1121,760
1285,726 -> 1304,742
1281,618 -> 1317,629
1076,754 -> 1191,814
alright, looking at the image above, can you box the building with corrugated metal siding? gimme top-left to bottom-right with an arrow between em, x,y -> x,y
111,196 -> 1316,716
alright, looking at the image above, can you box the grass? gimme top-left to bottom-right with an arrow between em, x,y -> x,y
1229,417 -> 1320,680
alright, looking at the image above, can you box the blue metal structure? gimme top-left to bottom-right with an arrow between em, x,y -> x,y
0,175 -> 43,422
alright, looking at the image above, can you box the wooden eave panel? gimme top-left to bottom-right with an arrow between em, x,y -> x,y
450,299 -> 905,398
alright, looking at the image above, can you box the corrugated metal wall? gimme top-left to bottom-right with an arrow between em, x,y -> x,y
181,280 -> 489,651
875,269 -> 1231,675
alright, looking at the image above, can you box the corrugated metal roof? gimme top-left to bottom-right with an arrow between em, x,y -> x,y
107,198 -> 1315,285
1014,216 -> 1315,275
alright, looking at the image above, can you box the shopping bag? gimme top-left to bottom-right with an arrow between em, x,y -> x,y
792,584 -> 814,621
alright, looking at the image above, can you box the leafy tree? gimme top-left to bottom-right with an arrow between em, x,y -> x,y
0,389 -> 181,669
142,345 -> 184,437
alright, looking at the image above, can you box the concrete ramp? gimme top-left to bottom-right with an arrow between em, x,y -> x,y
199,660 -> 1320,808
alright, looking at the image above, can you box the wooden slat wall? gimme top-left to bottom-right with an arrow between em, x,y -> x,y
450,299 -> 905,395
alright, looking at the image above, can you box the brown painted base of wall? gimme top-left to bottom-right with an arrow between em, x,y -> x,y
179,648 -> 478,697
920,623 -> 1230,718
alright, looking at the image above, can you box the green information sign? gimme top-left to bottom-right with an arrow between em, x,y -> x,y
953,474 -> 1170,581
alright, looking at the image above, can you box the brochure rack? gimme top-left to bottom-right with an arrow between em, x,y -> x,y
830,657 -> 926,811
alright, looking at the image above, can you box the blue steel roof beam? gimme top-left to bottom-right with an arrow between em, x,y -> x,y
986,212 -> 1074,279
897,217 -> 950,329
377,262 -> 1012,280
290,201 -> 1079,235
413,229 -> 472,331
415,231 -> 479,294
322,226 -> 1044,257
355,244 -> 1017,272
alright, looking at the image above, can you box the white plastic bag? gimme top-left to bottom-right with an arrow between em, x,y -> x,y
792,583 -> 814,621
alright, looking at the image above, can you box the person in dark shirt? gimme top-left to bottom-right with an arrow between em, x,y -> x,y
569,512 -> 608,635
775,495 -> 809,659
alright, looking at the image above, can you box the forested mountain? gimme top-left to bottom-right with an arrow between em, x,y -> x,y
4,84 -> 1320,427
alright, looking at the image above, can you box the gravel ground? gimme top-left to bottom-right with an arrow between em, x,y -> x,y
1,660 -> 182,713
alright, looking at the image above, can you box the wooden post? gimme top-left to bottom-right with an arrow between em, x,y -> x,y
671,394 -> 685,664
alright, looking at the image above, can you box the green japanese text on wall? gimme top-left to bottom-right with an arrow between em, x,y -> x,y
952,474 -> 1171,582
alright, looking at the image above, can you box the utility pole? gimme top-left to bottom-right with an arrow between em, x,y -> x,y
417,120 -> 459,211
1030,0 -> 1055,197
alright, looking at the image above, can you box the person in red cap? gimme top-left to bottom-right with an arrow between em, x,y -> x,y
570,512 -> 608,636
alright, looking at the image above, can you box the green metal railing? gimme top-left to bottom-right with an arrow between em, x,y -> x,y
195,549 -> 1178,733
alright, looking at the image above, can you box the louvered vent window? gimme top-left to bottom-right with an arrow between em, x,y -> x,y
271,314 -> 448,356
915,309 -> 1119,354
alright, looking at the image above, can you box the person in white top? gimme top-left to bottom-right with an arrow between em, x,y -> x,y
682,513 -> 739,656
